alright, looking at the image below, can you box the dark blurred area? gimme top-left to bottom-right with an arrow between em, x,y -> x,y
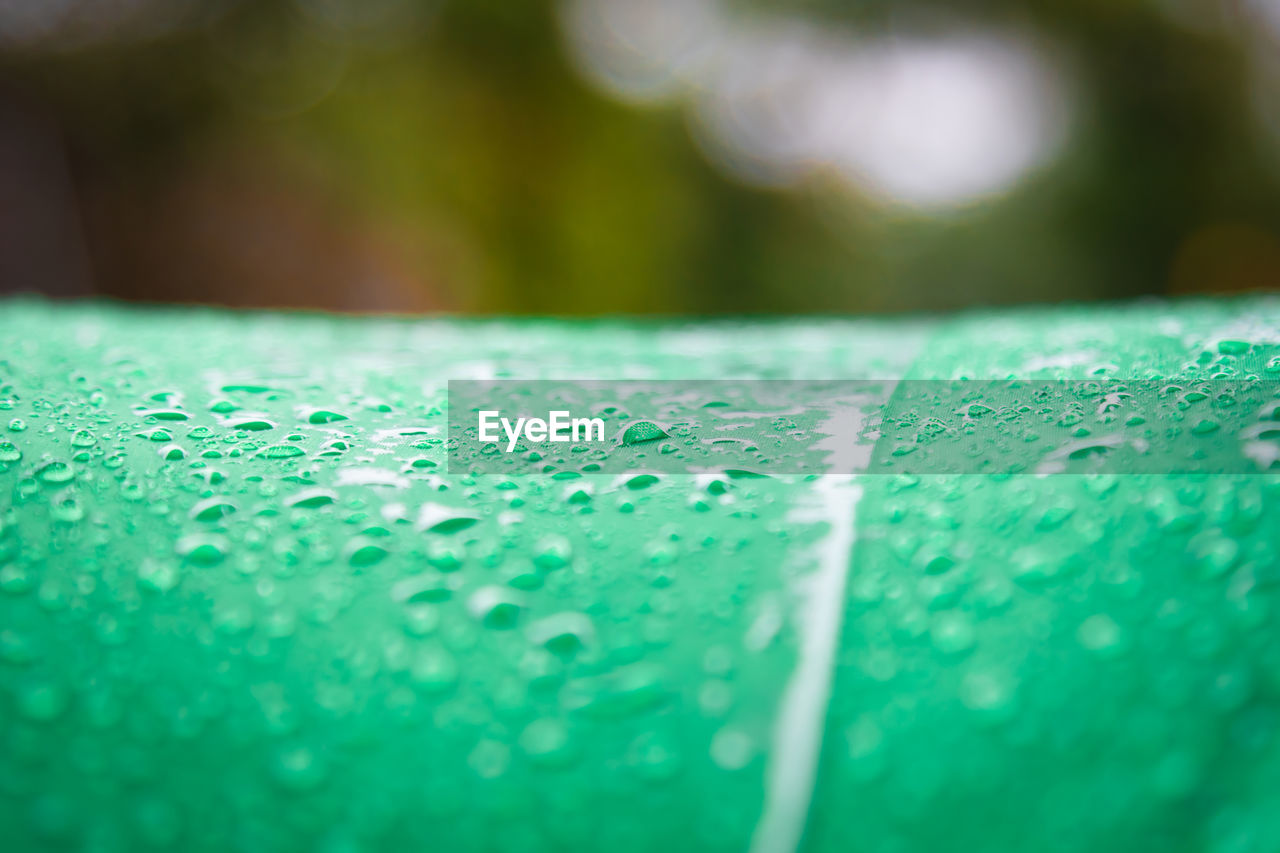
0,0 -> 1278,314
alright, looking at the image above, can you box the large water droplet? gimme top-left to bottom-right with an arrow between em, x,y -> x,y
621,420 -> 669,446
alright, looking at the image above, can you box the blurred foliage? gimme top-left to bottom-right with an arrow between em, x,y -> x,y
1,0 -> 1278,313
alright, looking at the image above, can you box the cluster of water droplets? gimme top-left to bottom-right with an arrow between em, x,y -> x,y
812,302 -> 1280,853
2,299 -> 1280,852
0,304 -> 932,851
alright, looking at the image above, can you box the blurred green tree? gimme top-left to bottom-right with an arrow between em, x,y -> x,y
1,0 -> 1277,313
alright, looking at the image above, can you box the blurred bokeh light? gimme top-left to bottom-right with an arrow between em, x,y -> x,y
0,0 -> 1277,313
565,1 -> 1069,206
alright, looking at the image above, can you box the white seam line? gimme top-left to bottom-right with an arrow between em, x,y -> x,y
748,473 -> 861,853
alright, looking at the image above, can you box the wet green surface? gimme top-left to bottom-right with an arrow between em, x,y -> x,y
813,305 -> 1280,853
0,298 -> 1278,852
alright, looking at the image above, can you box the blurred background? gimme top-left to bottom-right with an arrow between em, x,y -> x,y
0,0 -> 1278,315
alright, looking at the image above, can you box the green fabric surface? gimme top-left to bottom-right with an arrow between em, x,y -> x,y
0,297 -> 1278,852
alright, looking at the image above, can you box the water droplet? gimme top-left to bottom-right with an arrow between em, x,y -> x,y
533,535 -> 572,570
1194,537 -> 1239,580
1036,505 -> 1074,531
625,729 -> 682,781
930,612 -> 976,655
621,421 -> 669,446
347,540 -> 389,568
1077,614 -> 1125,656
137,559 -> 179,593
50,492 -> 84,523
176,534 -> 228,566
261,444 -> 305,459
229,417 -> 276,431
519,718 -> 576,767
709,728 -> 755,771
844,715 -> 886,780
411,643 -> 458,692
918,546 -> 954,574
959,669 -> 1017,717
402,603 -> 440,636
468,739 -> 511,780
36,460 -> 76,484
139,408 -> 190,421
1009,546 -> 1061,586
286,489 -> 336,509
467,585 -> 524,629
424,515 -> 478,535
306,409 -> 349,424
426,540 -> 463,571
17,681 -> 68,721
160,444 -> 187,461
271,746 -> 327,792
527,612 -> 595,656
0,564 -> 34,595
0,626 -> 34,665
190,498 -> 236,522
